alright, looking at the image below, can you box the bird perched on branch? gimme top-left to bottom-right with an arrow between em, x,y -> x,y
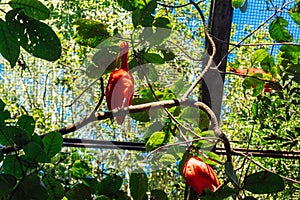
229,66 -> 277,92
105,42 -> 134,125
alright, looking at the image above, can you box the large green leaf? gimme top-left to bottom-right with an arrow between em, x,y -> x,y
23,142 -> 51,163
0,126 -> 14,146
243,171 -> 285,194
225,161 -> 239,188
43,175 -> 65,200
269,17 -> 292,42
11,175 -> 49,200
83,176 -> 99,194
6,126 -> 31,146
42,131 -> 63,157
98,175 -> 123,196
66,184 -> 92,200
0,19 -> 20,67
17,115 -> 35,135
0,174 -> 17,197
6,10 -> 61,61
2,156 -> 24,178
9,0 -> 50,20
130,169 -> 148,200
145,131 -> 165,152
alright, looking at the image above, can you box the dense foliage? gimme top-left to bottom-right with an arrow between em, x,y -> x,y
0,0 -> 299,199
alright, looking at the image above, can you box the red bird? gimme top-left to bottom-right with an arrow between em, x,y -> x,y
229,67 -> 277,92
105,42 -> 134,125
182,156 -> 221,195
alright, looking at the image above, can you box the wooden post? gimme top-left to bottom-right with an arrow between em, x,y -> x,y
189,0 -> 233,199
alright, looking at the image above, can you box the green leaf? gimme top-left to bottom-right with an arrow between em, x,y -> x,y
181,107 -> 200,124
142,53 -> 165,64
232,0 -> 245,8
72,160 -> 91,179
145,131 -> 165,152
43,175 -> 65,200
269,17 -> 292,42
23,20 -> 61,60
0,126 -> 14,146
6,126 -> 31,146
98,175 -> 123,196
6,10 -> 61,61
144,122 -> 163,142
0,99 -> 5,112
243,171 -> 284,194
150,190 -> 168,200
280,45 -> 300,64
289,2 -> 300,26
117,0 -> 138,11
242,77 -> 264,96
159,153 -> 176,166
2,156 -> 24,178
130,98 -> 151,122
11,175 -> 49,200
0,174 -> 17,196
17,115 -> 35,135
200,185 -> 235,200
42,131 -> 63,157
161,49 -> 176,61
130,169 -> 148,200
9,0 -> 50,20
225,161 -> 239,188
66,184 -> 92,200
132,0 -> 156,27
83,177 -> 99,194
251,49 -> 269,65
23,142 -> 51,163
153,17 -> 171,29
0,19 -> 20,67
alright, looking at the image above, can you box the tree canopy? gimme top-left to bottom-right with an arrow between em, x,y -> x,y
0,0 -> 299,199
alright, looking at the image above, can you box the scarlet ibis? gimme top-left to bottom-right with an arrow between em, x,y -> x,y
105,42 -> 134,125
182,156 -> 220,195
229,67 -> 269,78
229,67 -> 277,92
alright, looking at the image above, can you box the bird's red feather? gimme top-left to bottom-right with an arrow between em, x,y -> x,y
106,42 -> 134,125
182,156 -> 220,195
